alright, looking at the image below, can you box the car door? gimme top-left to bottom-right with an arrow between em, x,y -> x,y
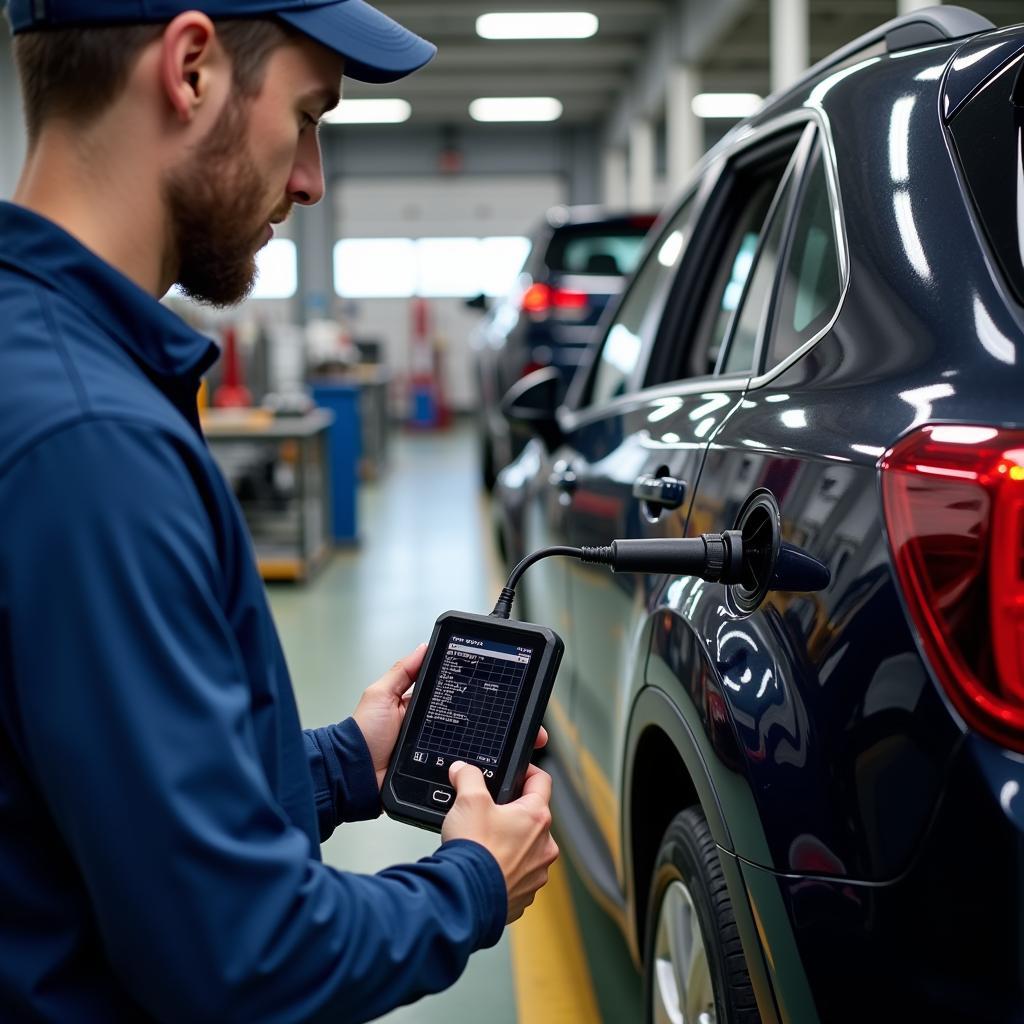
557,121 -> 816,879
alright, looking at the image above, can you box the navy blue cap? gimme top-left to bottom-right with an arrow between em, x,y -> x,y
5,0 -> 436,83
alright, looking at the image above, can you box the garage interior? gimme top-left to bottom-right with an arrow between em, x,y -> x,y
1,1 -> 1022,1022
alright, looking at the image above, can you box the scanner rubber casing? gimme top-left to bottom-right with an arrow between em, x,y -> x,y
382,610 -> 563,833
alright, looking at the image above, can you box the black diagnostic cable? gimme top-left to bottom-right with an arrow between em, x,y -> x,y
490,531 -> 747,619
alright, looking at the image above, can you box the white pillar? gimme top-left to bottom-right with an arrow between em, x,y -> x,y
0,21 -> 27,199
628,119 -> 655,210
770,0 -> 809,95
898,0 -> 939,12
602,146 -> 628,210
666,64 -> 701,191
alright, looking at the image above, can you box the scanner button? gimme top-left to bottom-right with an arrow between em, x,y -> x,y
431,788 -> 453,806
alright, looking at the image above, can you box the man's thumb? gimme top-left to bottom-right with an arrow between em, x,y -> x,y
449,761 -> 488,796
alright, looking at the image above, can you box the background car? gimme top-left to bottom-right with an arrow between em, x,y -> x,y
495,7 -> 1024,1022
470,206 -> 655,488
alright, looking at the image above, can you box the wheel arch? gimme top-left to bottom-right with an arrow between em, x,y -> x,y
622,685 -> 733,964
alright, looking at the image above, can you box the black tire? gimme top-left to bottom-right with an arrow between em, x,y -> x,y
643,806 -> 759,1024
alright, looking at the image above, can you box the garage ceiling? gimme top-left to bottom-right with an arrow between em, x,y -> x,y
347,0 -> 670,124
353,0 -> 1024,126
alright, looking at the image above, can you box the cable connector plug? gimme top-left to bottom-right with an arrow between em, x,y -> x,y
584,532 -> 745,583
490,586 -> 517,620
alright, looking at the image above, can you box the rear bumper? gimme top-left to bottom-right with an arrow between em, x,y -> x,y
742,736 -> 1024,1023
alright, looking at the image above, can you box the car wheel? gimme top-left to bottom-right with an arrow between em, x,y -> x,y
644,807 -> 758,1024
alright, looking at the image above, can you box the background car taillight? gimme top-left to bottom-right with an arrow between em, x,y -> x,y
881,424 -> 1024,752
521,283 -> 589,319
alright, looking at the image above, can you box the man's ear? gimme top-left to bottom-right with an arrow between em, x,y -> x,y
159,11 -> 223,123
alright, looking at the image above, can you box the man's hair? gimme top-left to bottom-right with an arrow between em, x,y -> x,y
14,18 -> 296,143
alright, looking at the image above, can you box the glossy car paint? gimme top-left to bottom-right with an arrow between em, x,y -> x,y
497,20 -> 1024,1023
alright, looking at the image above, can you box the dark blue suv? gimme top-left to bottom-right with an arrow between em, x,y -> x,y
495,7 -> 1024,1022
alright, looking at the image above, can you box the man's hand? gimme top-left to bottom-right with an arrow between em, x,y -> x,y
352,645 -> 426,789
352,646 -> 550,790
441,761 -> 559,924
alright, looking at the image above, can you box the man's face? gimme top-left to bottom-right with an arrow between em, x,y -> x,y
165,36 -> 343,307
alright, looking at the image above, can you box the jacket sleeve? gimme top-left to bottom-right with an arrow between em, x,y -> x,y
305,719 -> 382,837
3,418 -> 507,1024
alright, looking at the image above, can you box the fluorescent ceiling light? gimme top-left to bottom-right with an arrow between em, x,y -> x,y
470,97 -> 563,122
691,93 -> 763,119
322,99 -> 411,124
476,12 -> 598,39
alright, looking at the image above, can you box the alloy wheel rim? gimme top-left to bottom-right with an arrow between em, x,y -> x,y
652,879 -> 717,1024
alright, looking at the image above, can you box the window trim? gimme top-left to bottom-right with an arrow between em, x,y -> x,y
714,123 -> 817,377
747,117 -> 850,388
559,106 -> 848,434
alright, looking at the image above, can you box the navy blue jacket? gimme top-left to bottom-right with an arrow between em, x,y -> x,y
0,202 -> 506,1023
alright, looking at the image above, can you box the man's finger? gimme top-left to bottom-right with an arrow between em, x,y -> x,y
377,644 -> 427,695
519,764 -> 553,803
533,726 -> 548,750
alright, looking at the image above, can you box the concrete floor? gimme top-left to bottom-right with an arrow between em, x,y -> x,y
267,422 -> 642,1024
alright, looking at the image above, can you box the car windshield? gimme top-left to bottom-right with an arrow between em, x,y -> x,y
545,222 -> 654,277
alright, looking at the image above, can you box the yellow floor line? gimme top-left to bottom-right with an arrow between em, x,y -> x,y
509,857 -> 603,1023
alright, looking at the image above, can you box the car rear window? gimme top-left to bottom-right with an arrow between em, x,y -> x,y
544,221 -> 654,277
948,52 -> 1024,306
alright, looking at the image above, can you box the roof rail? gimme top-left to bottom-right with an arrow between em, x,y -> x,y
801,5 -> 994,86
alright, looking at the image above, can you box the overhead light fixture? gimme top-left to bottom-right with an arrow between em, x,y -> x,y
469,97 -> 564,122
322,99 -> 412,124
476,12 -> 598,39
691,93 -> 763,119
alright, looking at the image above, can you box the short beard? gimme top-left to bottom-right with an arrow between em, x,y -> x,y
164,95 -> 268,308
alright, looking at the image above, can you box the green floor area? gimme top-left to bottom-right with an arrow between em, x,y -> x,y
268,422 -> 642,1023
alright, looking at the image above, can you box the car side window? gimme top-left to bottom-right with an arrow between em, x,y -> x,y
720,163 -> 799,375
764,146 -> 842,369
642,132 -> 804,390
585,198 -> 696,407
676,147 -> 801,382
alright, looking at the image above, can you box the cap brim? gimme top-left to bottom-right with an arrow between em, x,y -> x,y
277,1 -> 436,84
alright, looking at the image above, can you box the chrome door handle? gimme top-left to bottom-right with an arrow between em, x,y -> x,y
633,475 -> 686,509
549,468 -> 577,492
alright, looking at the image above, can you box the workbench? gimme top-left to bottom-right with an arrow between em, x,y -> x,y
201,408 -> 335,582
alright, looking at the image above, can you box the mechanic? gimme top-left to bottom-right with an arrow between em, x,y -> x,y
0,2 -> 558,1021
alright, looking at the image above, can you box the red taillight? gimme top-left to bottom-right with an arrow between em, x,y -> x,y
552,288 -> 588,311
881,424 -> 1024,750
522,283 -> 552,313
520,283 -> 589,317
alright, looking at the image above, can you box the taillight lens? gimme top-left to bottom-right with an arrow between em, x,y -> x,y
520,283 -> 589,317
522,283 -> 551,313
881,424 -> 1024,751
